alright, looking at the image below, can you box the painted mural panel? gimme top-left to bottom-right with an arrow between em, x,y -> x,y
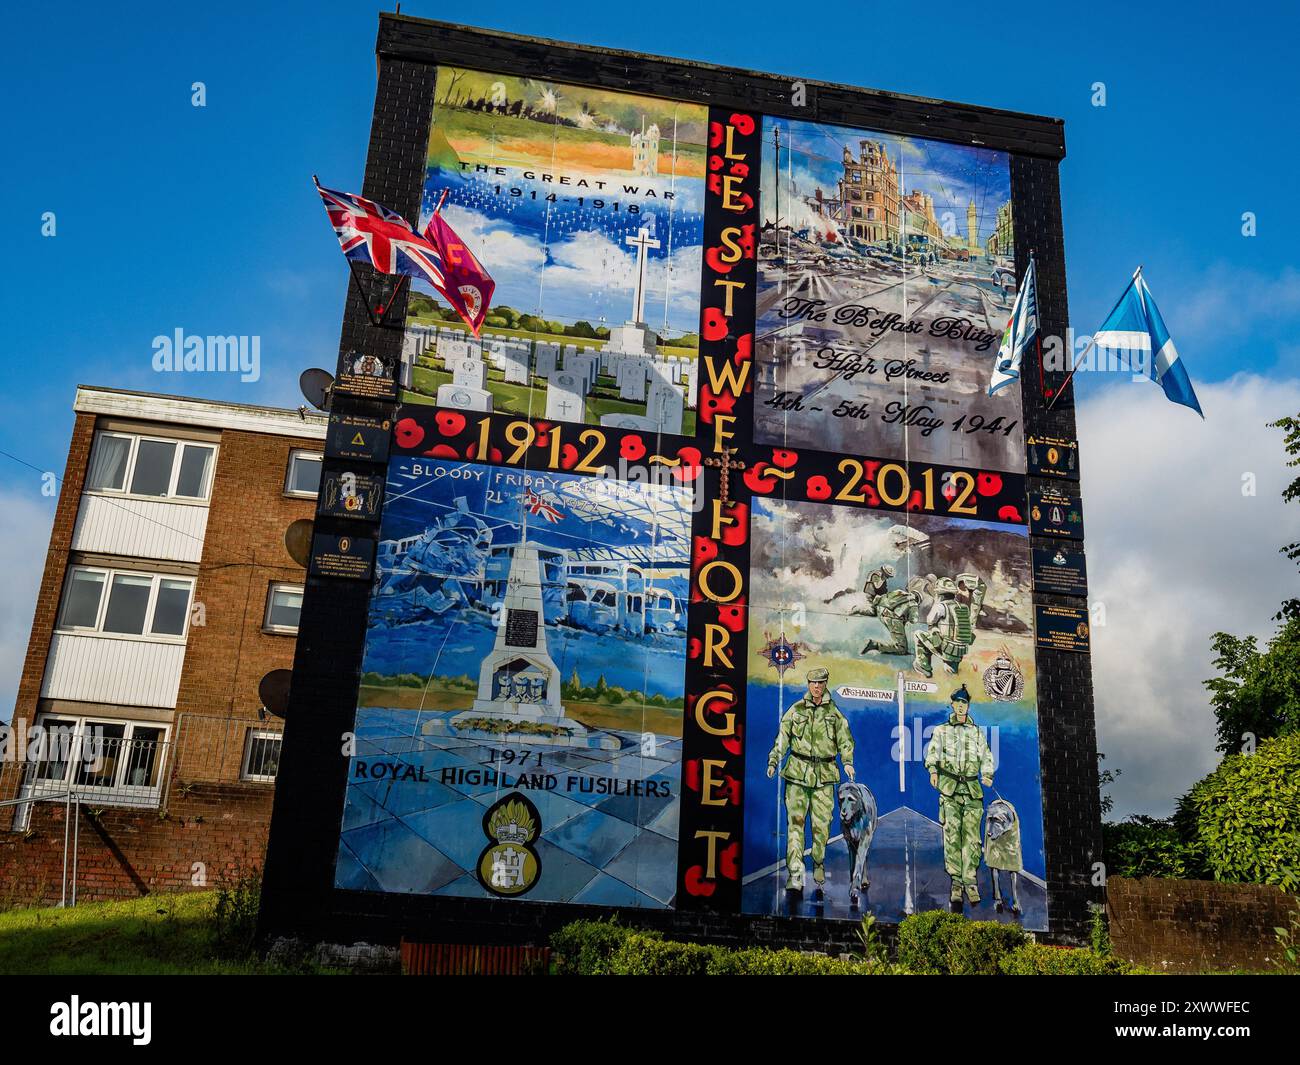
334,456 -> 691,905
401,67 -> 707,434
742,501 -> 1047,930
756,116 -> 1022,472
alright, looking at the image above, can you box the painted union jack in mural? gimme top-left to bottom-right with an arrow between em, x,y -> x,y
523,489 -> 564,524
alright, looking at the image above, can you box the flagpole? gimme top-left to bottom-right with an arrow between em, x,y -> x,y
1045,264 -> 1142,412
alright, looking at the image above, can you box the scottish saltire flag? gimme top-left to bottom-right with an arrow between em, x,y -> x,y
314,180 -> 448,291
989,256 -> 1038,396
424,209 -> 496,337
1093,271 -> 1203,417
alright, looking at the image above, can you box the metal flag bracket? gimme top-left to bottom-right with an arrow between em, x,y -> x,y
347,262 -> 409,329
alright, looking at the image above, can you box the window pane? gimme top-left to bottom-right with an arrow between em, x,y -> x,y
59,570 -> 105,628
86,435 -> 131,491
129,439 -> 177,496
174,445 -> 213,498
122,727 -> 164,787
77,723 -> 127,787
102,574 -> 152,634
288,453 -> 321,495
267,586 -> 302,630
31,718 -> 78,782
151,579 -> 192,636
245,733 -> 282,779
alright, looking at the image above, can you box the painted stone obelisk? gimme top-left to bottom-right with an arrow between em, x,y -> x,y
454,543 -> 582,735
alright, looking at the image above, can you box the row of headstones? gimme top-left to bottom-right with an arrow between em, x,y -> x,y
409,326 -> 691,433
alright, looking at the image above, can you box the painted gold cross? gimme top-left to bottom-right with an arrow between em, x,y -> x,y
704,448 -> 747,508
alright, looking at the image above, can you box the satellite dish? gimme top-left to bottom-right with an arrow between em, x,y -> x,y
299,368 -> 335,411
258,669 -> 294,720
284,518 -> 314,568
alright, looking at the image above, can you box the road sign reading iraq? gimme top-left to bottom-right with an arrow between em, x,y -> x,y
266,16 -> 1079,945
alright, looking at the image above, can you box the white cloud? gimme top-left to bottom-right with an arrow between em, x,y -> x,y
1169,264 -> 1300,341
0,491 -> 55,723
1079,373 -> 1300,817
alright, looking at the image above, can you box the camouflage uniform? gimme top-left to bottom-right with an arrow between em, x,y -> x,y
768,681 -> 854,891
924,705 -> 994,898
863,587 -> 921,655
913,574 -> 987,677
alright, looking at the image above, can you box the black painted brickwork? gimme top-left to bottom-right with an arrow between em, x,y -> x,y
1011,154 -> 1104,944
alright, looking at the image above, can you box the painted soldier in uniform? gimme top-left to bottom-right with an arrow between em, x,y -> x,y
913,573 -> 987,677
859,564 -> 921,656
767,668 -> 855,893
924,684 -> 994,905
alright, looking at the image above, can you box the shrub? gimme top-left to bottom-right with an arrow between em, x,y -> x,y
896,910 -> 967,973
946,920 -> 1029,975
1103,816 -> 1191,879
610,935 -> 715,975
550,919 -> 655,975
999,943 -> 1136,975
1180,733 -> 1300,890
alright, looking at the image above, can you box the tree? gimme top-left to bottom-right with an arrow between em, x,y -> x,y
1272,414 -> 1300,621
1203,413 -> 1300,752
1097,752 -> 1121,818
1205,620 -> 1300,753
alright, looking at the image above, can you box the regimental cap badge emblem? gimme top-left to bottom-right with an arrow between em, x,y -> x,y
477,793 -> 542,897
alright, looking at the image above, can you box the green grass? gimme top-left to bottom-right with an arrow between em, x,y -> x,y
406,364 -> 697,434
0,891 -> 336,975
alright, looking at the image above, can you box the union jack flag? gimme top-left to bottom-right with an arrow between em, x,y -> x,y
314,180 -> 448,291
523,490 -> 564,524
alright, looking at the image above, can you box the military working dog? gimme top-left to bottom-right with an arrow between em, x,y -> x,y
837,781 -> 878,908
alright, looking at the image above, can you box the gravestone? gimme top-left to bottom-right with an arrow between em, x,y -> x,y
452,356 -> 488,390
544,372 -> 585,423
647,381 -> 684,435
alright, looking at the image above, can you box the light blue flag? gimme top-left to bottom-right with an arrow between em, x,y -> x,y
1093,271 -> 1203,417
989,256 -> 1038,396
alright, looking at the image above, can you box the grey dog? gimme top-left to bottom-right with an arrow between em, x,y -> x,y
837,781 -> 879,909
983,797 -> 1023,915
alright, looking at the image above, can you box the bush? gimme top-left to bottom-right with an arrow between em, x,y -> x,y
896,910 -> 966,973
551,921 -> 903,975
550,919 -> 653,975
1180,733 -> 1300,890
610,935 -> 715,975
1103,816 -> 1191,879
999,943 -> 1137,975
946,920 -> 1029,975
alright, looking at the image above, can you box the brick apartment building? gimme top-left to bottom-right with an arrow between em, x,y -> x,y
0,386 -> 325,906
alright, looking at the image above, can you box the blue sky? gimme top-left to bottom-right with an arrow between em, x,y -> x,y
3,0 -> 1299,815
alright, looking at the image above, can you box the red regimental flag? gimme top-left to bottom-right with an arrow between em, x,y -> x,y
423,209 -> 496,337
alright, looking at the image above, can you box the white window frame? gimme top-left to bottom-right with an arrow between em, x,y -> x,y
240,728 -> 283,783
284,448 -> 323,498
55,564 -> 195,643
21,714 -> 171,806
262,582 -> 304,635
85,430 -> 217,503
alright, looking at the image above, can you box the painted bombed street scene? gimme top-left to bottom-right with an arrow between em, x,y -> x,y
756,116 -> 1023,471
335,457 -> 691,906
743,499 -> 1047,929
398,67 -> 707,435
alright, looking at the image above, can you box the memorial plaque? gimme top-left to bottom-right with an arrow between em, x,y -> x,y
334,349 -> 398,401
1027,434 -> 1080,481
1032,545 -> 1088,597
309,533 -> 375,580
1028,487 -> 1084,539
1035,604 -> 1091,653
325,414 -> 392,464
504,608 -> 539,648
319,470 -> 384,522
